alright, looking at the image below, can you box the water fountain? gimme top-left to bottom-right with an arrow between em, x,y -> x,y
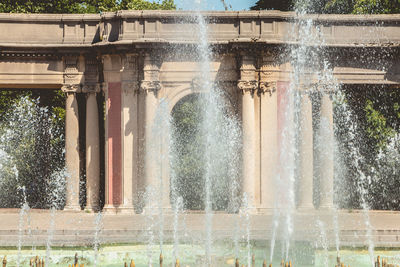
1,0 -> 400,266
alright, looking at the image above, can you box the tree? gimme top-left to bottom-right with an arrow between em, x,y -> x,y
250,0 -> 292,11
0,96 -> 65,208
250,0 -> 400,14
0,0 -> 176,13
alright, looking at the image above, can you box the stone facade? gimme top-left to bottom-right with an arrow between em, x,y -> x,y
0,11 -> 399,213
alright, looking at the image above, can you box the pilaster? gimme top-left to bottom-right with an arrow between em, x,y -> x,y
102,54 -> 123,213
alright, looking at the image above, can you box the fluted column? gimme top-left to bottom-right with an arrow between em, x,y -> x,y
239,54 -> 258,208
298,90 -> 314,210
62,85 -> 81,210
319,92 -> 334,209
83,85 -> 100,211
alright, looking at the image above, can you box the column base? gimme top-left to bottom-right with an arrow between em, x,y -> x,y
84,205 -> 100,213
117,205 -> 136,214
64,205 -> 82,211
102,204 -> 135,214
256,207 -> 275,215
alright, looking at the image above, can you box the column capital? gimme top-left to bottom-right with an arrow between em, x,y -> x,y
82,83 -> 101,94
259,81 -> 277,96
238,80 -> 258,95
61,84 -> 81,93
140,80 -> 161,94
122,81 -> 140,95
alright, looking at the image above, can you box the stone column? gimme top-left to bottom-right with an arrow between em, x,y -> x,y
83,84 -> 100,211
119,54 -> 139,212
298,90 -> 314,210
319,92 -> 334,209
259,81 -> 278,211
119,81 -> 138,212
102,54 -> 123,212
62,85 -> 81,210
141,53 -> 166,207
238,54 -> 258,208
259,52 -> 280,212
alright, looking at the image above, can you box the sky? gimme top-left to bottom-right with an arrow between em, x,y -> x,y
175,0 -> 258,11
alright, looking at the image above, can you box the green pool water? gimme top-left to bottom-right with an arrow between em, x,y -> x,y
1,243 -> 400,266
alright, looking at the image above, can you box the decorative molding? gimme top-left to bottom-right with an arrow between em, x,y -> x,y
64,56 -> 80,85
0,52 -> 59,59
84,57 -> 98,84
82,83 -> 101,94
259,81 -> 277,96
191,77 -> 212,92
238,80 -> 258,94
140,80 -> 161,93
122,81 -> 139,94
122,54 -> 138,71
61,84 -> 81,93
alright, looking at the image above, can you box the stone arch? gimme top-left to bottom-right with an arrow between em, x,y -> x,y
166,82 -> 237,114
167,84 -> 194,113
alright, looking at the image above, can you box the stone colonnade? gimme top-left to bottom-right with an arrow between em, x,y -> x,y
62,51 -> 335,212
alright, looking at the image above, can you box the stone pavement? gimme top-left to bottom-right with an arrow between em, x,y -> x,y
1,209 -> 400,247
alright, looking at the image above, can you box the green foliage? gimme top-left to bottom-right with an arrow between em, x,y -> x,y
0,95 -> 65,208
352,0 -> 400,14
171,94 -> 205,210
250,0 -> 292,11
0,0 -> 175,13
120,0 -> 176,10
250,0 -> 400,13
324,0 -> 355,13
365,99 -> 395,149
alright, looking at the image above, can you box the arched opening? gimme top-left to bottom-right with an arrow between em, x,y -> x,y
170,92 -> 241,211
0,89 -> 66,209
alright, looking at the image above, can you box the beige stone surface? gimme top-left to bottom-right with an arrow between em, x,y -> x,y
1,209 -> 400,247
63,92 -> 81,210
298,92 -> 314,210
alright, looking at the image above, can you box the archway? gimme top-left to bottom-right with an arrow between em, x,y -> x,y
170,92 -> 241,212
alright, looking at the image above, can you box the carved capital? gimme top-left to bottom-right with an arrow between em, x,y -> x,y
122,81 -> 140,95
259,81 -> 277,96
238,80 -> 258,94
140,80 -> 161,94
61,84 -> 81,93
82,83 -> 101,94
